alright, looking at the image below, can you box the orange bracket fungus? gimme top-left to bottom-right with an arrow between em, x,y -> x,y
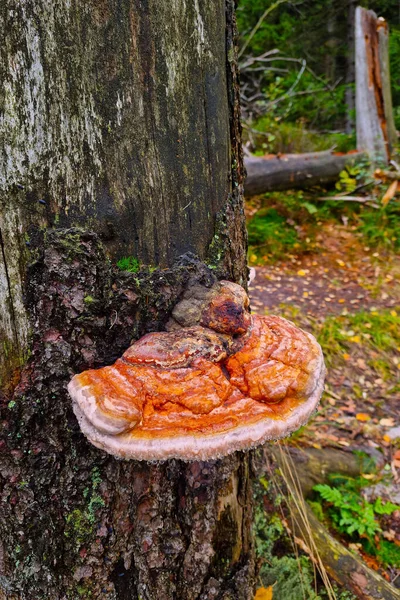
68,281 -> 325,461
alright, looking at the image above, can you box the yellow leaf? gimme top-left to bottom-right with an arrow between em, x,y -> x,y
254,587 -> 273,600
343,353 -> 351,360
356,413 -> 371,422
339,298 -> 345,303
382,180 -> 398,206
361,473 -> 375,480
303,291 -> 309,298
297,269 -> 306,276
336,259 -> 345,267
390,310 -> 397,317
349,335 -> 361,343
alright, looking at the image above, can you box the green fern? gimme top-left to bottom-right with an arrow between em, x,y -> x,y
313,478 -> 400,566
373,497 -> 400,515
313,484 -> 343,506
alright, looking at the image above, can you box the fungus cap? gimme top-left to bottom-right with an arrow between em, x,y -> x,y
68,281 -> 325,461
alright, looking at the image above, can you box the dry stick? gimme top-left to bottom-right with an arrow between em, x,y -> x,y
317,196 -> 373,202
277,445 -> 337,600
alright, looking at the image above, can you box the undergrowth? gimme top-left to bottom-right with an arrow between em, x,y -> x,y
316,308 -> 400,366
245,117 -> 356,156
247,187 -> 400,264
254,477 -> 356,600
311,474 -> 400,568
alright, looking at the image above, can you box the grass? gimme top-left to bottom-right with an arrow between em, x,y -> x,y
245,117 -> 356,156
316,309 -> 400,366
246,189 -> 400,266
254,451 -> 358,600
357,205 -> 400,250
247,207 -> 303,264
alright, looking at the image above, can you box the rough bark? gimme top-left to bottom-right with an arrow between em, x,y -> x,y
244,151 -> 366,196
345,0 -> 357,134
355,7 -> 396,162
377,19 -> 397,153
0,2 -> 253,599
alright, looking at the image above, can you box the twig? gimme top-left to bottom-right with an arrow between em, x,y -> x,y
317,196 -> 373,202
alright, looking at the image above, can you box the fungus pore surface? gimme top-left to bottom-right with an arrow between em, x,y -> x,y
68,281 -> 325,460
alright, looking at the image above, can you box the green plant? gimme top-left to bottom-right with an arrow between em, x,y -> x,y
247,207 -> 300,262
116,256 -> 140,273
357,205 -> 400,250
312,475 -> 400,567
316,308 -> 400,365
335,165 -> 362,193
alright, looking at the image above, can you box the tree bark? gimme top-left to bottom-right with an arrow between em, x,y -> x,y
0,2 -> 253,599
345,0 -> 357,134
355,7 -> 396,162
244,151 -> 366,196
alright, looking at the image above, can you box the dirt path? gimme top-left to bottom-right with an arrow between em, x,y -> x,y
248,221 -> 400,462
249,223 -> 400,317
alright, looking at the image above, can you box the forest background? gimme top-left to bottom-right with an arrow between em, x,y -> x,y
237,0 -> 400,153
238,2 -> 400,599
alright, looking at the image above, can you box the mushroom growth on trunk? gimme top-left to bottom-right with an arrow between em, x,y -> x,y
68,281 -> 325,461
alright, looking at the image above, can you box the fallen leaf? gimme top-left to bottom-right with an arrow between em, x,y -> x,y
394,450 -> 400,461
383,434 -> 392,443
380,418 -> 395,427
356,413 -> 371,422
349,335 -> 361,343
382,180 -> 398,206
254,587 -> 273,600
297,269 -> 306,276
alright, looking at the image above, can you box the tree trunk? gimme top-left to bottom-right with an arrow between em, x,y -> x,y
244,151 -> 366,196
355,7 -> 396,162
0,2 -> 253,599
345,0 -> 357,134
377,18 -> 397,153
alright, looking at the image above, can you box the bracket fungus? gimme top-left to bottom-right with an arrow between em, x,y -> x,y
68,281 -> 325,461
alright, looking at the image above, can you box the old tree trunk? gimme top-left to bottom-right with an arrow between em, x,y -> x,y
0,2 -> 254,599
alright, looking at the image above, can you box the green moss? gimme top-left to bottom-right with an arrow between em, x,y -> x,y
64,468 -> 104,547
83,295 -> 95,305
64,509 -> 93,546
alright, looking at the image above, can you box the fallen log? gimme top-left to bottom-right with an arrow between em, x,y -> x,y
244,151 -> 367,196
269,445 -> 380,497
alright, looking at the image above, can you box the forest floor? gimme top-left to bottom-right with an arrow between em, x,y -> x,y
247,196 -> 400,599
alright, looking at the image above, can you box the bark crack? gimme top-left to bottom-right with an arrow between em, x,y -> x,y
0,226 -> 21,353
